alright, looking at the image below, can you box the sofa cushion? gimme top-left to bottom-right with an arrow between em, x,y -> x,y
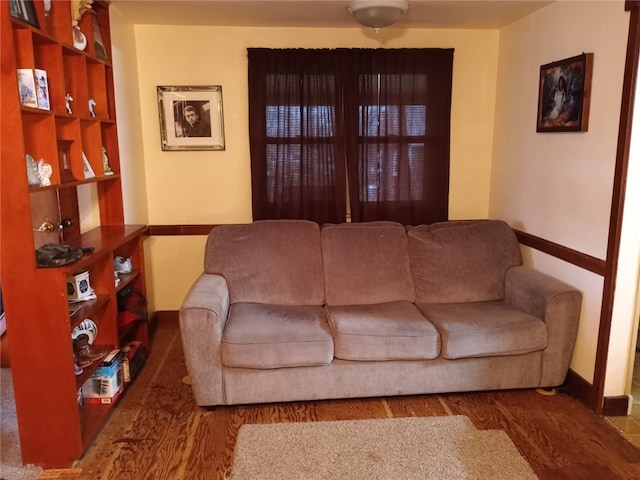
321,222 -> 415,306
407,220 -> 522,303
222,303 -> 334,369
326,301 -> 440,361
205,220 -> 324,305
417,301 -> 547,360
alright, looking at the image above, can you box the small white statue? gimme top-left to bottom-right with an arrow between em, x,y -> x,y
88,98 -> 96,118
65,93 -> 73,114
38,160 -> 53,186
102,147 -> 113,175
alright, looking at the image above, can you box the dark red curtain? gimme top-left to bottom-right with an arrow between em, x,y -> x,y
248,48 -> 453,226
248,48 -> 347,224
342,49 -> 453,225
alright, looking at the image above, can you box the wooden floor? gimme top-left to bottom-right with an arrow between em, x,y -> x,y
66,319 -> 640,480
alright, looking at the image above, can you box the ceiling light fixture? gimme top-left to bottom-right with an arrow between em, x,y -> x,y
348,0 -> 409,32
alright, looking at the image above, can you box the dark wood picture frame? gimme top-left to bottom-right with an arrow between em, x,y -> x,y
537,53 -> 593,132
9,0 -> 40,29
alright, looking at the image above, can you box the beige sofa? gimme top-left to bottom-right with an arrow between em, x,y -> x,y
179,219 -> 582,407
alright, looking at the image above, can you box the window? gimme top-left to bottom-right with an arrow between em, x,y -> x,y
249,48 -> 453,225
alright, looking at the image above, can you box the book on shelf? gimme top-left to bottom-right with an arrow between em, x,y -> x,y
17,69 -> 37,108
34,69 -> 50,110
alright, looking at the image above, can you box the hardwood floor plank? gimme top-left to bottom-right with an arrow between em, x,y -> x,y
311,397 -> 390,421
71,321 -> 640,480
183,407 -> 235,480
384,393 -> 450,418
115,332 -> 195,480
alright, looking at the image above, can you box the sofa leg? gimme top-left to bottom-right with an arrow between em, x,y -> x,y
536,387 -> 557,396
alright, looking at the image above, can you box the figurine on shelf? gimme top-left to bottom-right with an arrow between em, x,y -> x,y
37,160 -> 52,186
102,147 -> 114,175
88,98 -> 96,118
65,93 -> 73,114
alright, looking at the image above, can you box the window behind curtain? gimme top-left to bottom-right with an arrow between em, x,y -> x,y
248,49 -> 347,224
248,48 -> 453,225
343,49 -> 453,225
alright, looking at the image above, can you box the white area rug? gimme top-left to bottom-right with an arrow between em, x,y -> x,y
0,368 -> 42,480
228,415 -> 537,480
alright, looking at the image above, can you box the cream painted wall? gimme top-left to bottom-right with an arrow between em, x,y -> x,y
106,7 -> 156,310
490,1 -> 629,386
123,24 -> 501,310
78,8 -> 149,233
147,235 -> 208,309
110,7 -> 149,226
134,26 -> 498,224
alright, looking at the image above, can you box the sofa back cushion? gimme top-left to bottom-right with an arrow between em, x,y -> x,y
205,220 -> 324,305
407,220 -> 522,303
321,222 -> 415,306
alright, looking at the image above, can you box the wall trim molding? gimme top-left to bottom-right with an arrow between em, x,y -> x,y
147,225 -> 217,236
562,369 -> 594,407
513,229 -> 605,276
147,224 -> 605,277
602,395 -> 631,417
156,310 -> 179,322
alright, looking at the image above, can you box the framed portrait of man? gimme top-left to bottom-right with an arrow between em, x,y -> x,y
157,85 -> 225,151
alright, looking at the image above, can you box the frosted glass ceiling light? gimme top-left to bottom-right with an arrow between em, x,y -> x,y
348,0 -> 409,32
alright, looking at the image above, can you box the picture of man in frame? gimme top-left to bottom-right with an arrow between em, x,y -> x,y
157,85 -> 225,151
173,101 -> 212,138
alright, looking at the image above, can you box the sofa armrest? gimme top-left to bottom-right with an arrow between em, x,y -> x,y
179,273 -> 230,406
504,265 -> 582,386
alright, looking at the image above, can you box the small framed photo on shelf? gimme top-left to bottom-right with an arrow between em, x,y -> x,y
157,85 -> 225,151
92,15 -> 109,61
17,69 -> 37,108
25,154 -> 41,187
82,152 -> 95,179
9,0 -> 40,28
34,69 -> 50,110
536,53 -> 593,133
58,140 -> 76,183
